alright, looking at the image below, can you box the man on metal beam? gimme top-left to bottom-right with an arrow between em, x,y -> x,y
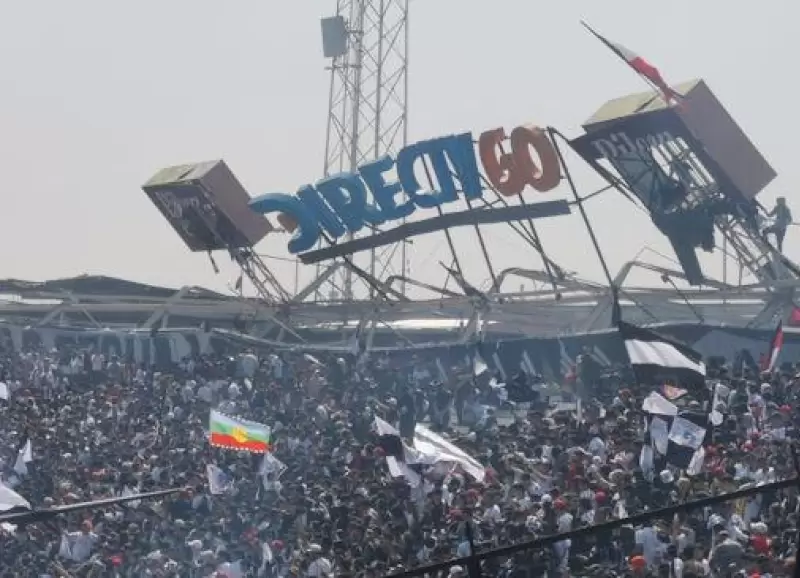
763,196 -> 792,252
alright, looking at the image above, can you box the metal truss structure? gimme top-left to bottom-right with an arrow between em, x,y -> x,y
567,80 -> 800,333
9,29 -> 797,351
577,136 -> 799,330
11,124 -> 800,348
317,0 -> 410,302
8,110 -> 800,347
1,256 -> 799,348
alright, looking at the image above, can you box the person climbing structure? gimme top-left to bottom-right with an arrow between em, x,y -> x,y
763,196 -> 792,252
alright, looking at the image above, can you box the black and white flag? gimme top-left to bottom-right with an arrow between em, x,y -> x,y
666,415 -> 707,469
619,322 -> 706,389
375,417 -> 422,487
374,417 -> 485,485
709,382 -> 731,426
641,393 -> 708,471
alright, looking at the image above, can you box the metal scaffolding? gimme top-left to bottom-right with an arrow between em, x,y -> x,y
318,0 -> 410,301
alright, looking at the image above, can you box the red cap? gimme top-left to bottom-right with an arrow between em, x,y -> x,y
630,555 -> 646,570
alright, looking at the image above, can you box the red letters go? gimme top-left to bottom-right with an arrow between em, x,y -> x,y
478,125 -> 561,196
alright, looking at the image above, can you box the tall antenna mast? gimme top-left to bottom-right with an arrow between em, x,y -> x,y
318,0 -> 410,302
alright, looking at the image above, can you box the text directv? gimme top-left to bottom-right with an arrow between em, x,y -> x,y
250,124 -> 561,254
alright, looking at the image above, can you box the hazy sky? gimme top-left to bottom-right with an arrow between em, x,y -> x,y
1,1 -> 795,299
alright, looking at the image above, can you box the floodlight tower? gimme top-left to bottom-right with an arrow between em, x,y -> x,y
318,0 -> 410,302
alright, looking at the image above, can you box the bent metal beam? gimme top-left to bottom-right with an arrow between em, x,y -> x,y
297,200 -> 572,264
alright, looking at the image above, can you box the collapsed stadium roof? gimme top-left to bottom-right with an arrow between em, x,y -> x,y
0,275 -> 227,302
0,260 -> 792,348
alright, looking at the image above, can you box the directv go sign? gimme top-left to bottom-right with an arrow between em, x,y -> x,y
249,124 -> 562,254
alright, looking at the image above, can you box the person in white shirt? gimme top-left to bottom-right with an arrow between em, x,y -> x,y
197,381 -> 213,404
239,351 -> 258,379
269,354 -> 285,380
456,538 -> 471,557
666,544 -> 683,578
635,524 -> 664,568
588,435 -> 607,461
483,502 -> 503,525
557,509 -> 573,533
305,544 -> 332,577
181,380 -> 195,403
64,520 -> 98,562
91,353 -> 105,373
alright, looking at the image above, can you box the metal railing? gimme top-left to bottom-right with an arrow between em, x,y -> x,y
386,476 -> 800,578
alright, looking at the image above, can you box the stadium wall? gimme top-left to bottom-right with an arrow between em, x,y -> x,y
0,322 -> 792,377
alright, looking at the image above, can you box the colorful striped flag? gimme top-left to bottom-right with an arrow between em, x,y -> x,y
209,410 -> 271,453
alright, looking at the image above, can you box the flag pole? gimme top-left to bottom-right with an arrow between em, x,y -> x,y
579,21 -> 674,103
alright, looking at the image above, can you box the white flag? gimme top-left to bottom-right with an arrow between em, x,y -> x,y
13,440 -> 33,476
0,482 -> 30,512
0,382 -> 8,401
206,464 -> 232,495
374,417 -> 484,484
260,453 -> 287,480
709,382 -> 731,427
650,417 -> 670,455
412,424 -> 485,482
668,417 -> 706,451
642,392 -> 678,417
686,446 -> 706,476
472,355 -> 488,377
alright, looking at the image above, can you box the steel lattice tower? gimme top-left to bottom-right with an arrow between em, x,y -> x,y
318,0 -> 409,302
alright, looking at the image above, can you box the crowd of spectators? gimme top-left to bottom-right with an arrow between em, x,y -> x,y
0,341 -> 799,577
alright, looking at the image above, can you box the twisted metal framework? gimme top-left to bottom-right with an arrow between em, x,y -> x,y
318,0 -> 410,301
2,259 -> 796,341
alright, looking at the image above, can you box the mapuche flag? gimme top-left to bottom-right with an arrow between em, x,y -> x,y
209,410 -> 271,453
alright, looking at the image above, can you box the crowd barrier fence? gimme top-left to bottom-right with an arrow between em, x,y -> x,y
386,475 -> 800,578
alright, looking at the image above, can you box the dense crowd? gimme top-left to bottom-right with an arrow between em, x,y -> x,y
0,341 -> 799,577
